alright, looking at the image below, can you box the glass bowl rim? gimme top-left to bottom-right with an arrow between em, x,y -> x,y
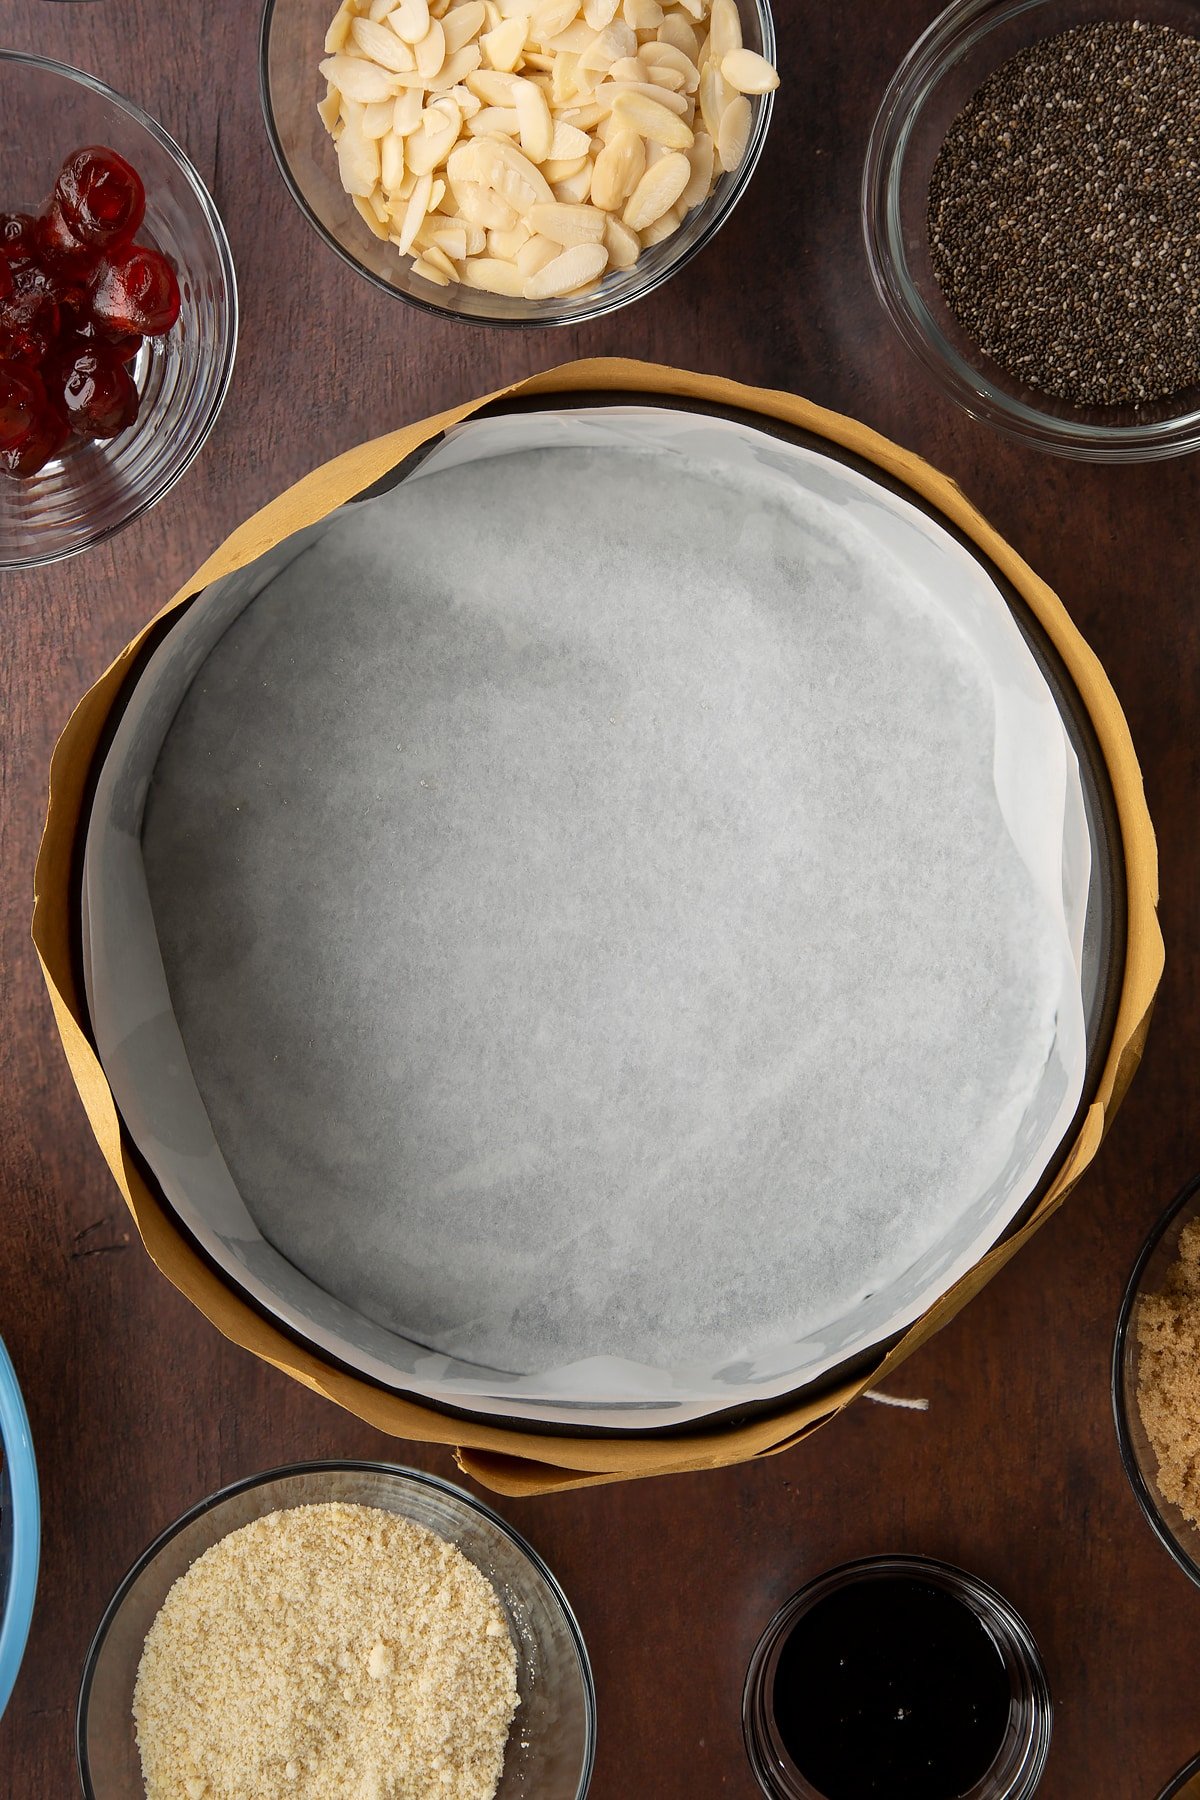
1111,1170 -> 1200,1594
256,0 -> 776,329
74,1457 -> 597,1800
0,1333 -> 40,1724
741,1552 -> 1052,1800
0,47 -> 240,570
860,0 -> 1200,462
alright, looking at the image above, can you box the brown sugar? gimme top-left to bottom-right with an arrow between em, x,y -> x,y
1136,1218 -> 1200,1529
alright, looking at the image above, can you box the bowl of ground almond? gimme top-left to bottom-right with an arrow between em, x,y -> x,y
1113,1173 -> 1200,1589
863,0 -> 1200,460
76,1461 -> 596,1800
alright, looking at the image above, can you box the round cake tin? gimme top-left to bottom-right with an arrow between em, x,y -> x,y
77,390 -> 1137,1432
1158,1751 -> 1200,1800
1113,1171 -> 1200,1591
742,1555 -> 1053,1800
77,1459 -> 595,1799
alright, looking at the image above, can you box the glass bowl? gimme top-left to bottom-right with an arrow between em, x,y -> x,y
0,1333 -> 39,1722
1159,1752 -> 1200,1800
862,0 -> 1200,461
0,53 -> 238,568
259,0 -> 776,327
742,1555 -> 1052,1800
76,1460 -> 595,1800
1113,1172 -> 1200,1589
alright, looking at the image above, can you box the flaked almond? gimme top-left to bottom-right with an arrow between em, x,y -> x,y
449,175 -> 521,229
657,14 -> 698,57
542,153 -> 589,182
325,0 -> 355,54
515,77 -> 555,159
390,0 -> 431,43
414,18 -> 447,79
444,2 -> 487,53
716,91 -> 750,169
599,78 -> 690,115
680,128 -> 713,207
610,89 -> 693,147
590,126 -> 645,209
482,17 -> 528,70
638,40 -> 699,90
362,97 -> 397,137
552,163 -> 594,202
462,255 -> 528,294
395,168 -> 434,251
352,191 -> 390,237
528,199 -> 606,244
381,129 -> 407,190
524,239 -> 608,296
621,147 -> 688,228
548,117 -> 592,158
698,57 -> 731,137
640,201 -> 681,245
412,252 -> 452,283
707,0 -> 740,59
602,211 -> 639,266
720,48 -> 779,94
516,232 -> 561,275
336,111 -> 382,193
623,0 -> 665,26
321,53 -> 401,104
352,16 -> 418,71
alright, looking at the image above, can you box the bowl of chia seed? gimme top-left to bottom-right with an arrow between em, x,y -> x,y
863,0 -> 1200,460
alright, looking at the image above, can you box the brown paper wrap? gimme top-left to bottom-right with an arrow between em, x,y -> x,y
33,359 -> 1163,1496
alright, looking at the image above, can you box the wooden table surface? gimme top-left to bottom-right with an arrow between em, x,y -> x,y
3,1 -> 1199,1795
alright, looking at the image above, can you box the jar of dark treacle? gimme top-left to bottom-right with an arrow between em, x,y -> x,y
742,1555 -> 1052,1800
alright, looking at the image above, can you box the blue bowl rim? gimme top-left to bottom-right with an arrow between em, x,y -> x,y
0,1332 -> 40,1722
76,1457 -> 597,1799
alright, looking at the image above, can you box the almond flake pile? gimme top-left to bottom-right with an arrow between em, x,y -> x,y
133,1502 -> 519,1800
318,0 -> 780,298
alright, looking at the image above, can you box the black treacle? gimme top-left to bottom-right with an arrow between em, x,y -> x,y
771,1575 -> 1011,1800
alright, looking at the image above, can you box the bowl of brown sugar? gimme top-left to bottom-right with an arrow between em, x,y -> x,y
864,0 -> 1200,460
1113,1172 -> 1200,1588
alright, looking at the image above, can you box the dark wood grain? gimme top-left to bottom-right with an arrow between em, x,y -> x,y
2,3 -> 1198,1796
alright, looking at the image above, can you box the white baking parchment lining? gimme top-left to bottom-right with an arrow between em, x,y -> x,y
82,406 -> 1090,1430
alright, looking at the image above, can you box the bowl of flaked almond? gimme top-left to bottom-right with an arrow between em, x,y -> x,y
259,0 -> 778,323
76,1461 -> 596,1800
1113,1172 -> 1200,1592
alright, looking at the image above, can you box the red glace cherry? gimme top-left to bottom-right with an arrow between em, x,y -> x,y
0,147 -> 178,476
88,243 -> 180,336
33,199 -> 104,282
46,337 -> 138,438
0,213 -> 36,266
0,403 -> 68,478
55,147 -> 145,253
0,271 -> 60,365
0,361 -> 47,449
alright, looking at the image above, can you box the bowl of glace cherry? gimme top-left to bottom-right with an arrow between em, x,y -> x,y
0,54 -> 237,569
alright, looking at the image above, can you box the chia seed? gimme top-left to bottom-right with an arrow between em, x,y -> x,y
927,20 -> 1200,409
